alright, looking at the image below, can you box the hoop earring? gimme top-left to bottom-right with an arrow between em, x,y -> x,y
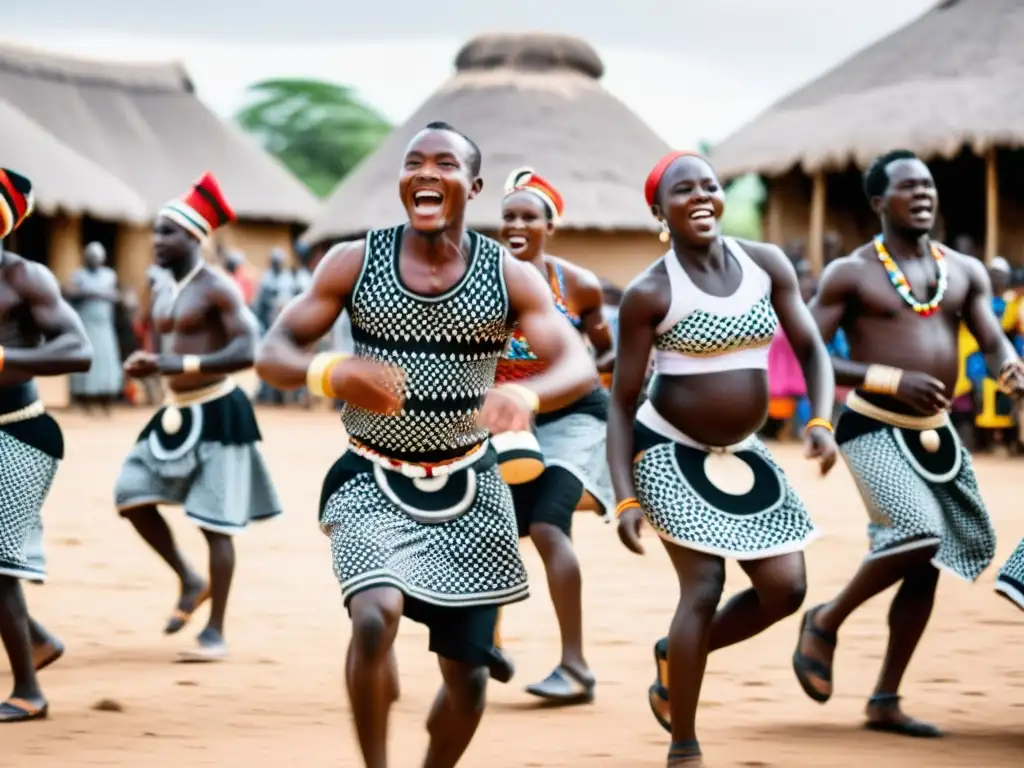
658,220 -> 670,243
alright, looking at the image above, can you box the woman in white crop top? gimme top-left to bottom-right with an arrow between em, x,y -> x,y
606,151 -> 838,766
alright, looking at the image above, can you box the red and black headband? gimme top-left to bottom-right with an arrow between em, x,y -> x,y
643,150 -> 706,207
504,167 -> 565,222
0,168 -> 34,239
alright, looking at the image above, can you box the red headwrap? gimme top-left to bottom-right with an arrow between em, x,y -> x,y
0,168 -> 34,239
159,171 -> 236,242
644,151 -> 705,207
503,167 -> 565,221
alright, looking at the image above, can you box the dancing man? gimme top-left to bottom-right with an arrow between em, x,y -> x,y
492,167 -> 614,703
0,168 -> 93,721
609,152 -> 837,766
115,172 -> 282,662
795,149 -> 1024,736
255,122 -> 598,768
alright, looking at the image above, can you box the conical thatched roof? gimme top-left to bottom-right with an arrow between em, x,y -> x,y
709,0 -> 1024,180
302,32 -> 672,245
0,99 -> 148,222
0,41 -> 319,223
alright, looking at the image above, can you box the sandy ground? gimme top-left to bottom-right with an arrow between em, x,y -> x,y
3,406 -> 1023,767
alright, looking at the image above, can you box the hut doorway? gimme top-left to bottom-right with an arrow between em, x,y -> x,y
930,150 -> 985,253
81,216 -> 120,270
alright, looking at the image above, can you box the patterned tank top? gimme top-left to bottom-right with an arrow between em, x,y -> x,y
652,238 -> 778,376
496,260 -> 581,383
342,225 -> 513,462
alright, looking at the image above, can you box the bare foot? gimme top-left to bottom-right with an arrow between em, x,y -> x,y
32,639 -> 65,672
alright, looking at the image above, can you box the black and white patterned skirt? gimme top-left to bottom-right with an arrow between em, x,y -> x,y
631,403 -> 817,559
836,404 -> 995,582
995,538 -> 1024,611
319,444 -> 529,608
114,381 -> 282,535
0,383 -> 63,582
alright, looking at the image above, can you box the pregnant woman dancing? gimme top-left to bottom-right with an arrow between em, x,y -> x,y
608,151 -> 838,766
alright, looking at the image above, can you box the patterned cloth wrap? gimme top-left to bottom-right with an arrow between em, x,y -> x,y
0,382 -> 63,582
326,225 -> 529,610
114,378 -> 282,535
996,537 -> 1024,611
631,401 -> 818,558
836,391 -> 995,581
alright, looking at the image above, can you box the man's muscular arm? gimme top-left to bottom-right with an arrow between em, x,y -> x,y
809,256 -> 876,387
2,261 -> 93,375
503,254 -> 599,411
255,241 -> 363,389
159,278 -> 261,375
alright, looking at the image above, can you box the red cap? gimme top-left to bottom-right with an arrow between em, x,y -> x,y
159,171 -> 236,241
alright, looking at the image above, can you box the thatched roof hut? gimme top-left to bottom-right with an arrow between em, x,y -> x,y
0,41 -> 317,223
0,41 -> 320,292
708,0 -> 1024,269
302,32 -> 673,284
0,98 -> 148,222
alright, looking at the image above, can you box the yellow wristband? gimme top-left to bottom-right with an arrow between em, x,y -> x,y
615,497 -> 641,518
0,344 -> 5,374
804,417 -> 833,436
497,383 -> 540,413
182,355 -> 202,374
863,364 -> 903,395
306,352 -> 349,399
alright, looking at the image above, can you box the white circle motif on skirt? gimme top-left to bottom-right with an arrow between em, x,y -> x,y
703,452 -> 755,496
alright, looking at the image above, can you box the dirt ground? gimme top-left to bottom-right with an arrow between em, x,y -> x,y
4,406 -> 1023,767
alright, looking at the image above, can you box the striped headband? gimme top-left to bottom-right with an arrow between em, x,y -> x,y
503,167 -> 565,222
158,171 -> 236,242
0,168 -> 34,239
644,150 -> 706,207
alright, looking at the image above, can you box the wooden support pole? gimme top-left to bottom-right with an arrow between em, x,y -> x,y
808,170 -> 827,276
984,147 -> 999,265
765,178 -> 783,246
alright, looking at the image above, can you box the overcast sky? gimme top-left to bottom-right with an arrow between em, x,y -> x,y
4,1 -> 938,148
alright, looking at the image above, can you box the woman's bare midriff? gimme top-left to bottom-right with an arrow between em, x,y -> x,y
648,369 -> 769,446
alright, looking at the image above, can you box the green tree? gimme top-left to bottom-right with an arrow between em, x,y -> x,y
720,174 -> 766,241
235,78 -> 392,198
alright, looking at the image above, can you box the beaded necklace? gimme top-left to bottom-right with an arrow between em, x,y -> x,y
873,235 -> 947,317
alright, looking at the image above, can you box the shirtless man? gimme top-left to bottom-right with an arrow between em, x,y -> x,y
0,168 -> 93,721
115,172 -> 282,662
255,121 -> 598,767
795,149 -> 1024,736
